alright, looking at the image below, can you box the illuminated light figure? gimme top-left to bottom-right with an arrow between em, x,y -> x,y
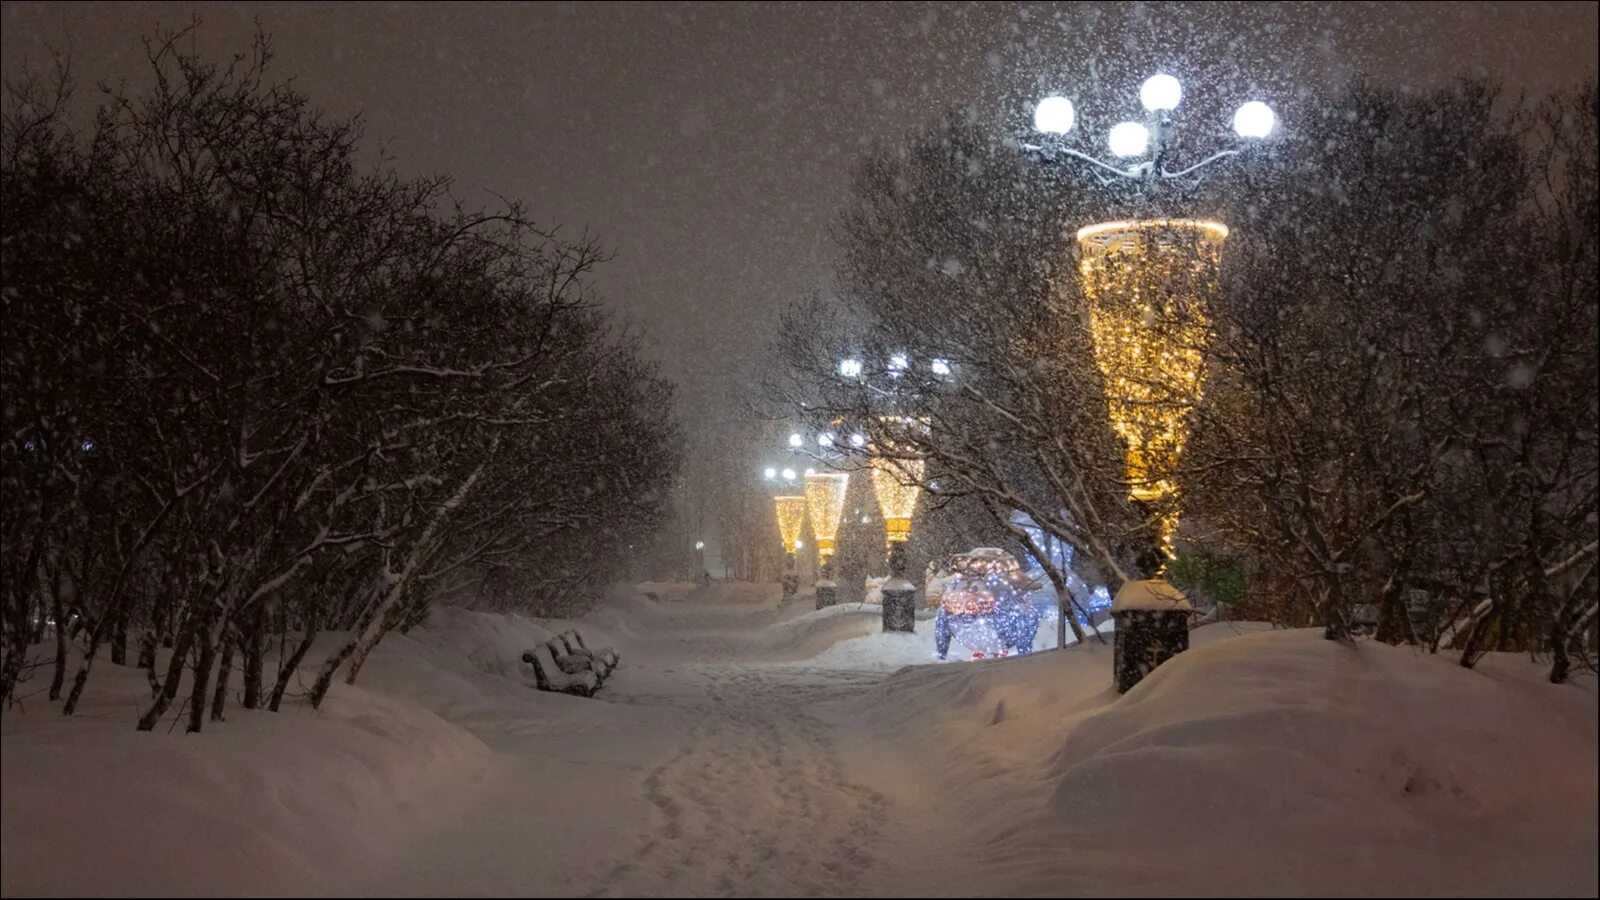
803,473 -> 850,608
774,495 -> 807,599
933,549 -> 1043,660
1077,219 -> 1227,559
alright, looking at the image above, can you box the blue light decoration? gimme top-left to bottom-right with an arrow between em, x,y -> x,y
1010,511 -> 1115,627
1012,510 -> 1072,573
933,549 -> 1043,660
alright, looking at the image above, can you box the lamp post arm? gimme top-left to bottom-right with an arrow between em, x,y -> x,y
1020,143 -> 1141,181
1160,148 -> 1241,180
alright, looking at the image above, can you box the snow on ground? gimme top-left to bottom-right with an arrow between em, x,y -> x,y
2,585 -> 1595,897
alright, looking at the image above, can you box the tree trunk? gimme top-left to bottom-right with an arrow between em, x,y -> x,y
1,525 -> 47,703
1547,598 -> 1596,685
309,639 -> 358,709
210,639 -> 234,722
47,556 -> 67,701
110,609 -> 128,666
61,630 -> 101,716
1458,604 -> 1496,669
1373,582 -> 1408,645
186,626 -> 219,734
241,605 -> 265,709
140,631 -> 161,697
269,611 -> 319,712
1549,622 -> 1572,684
1320,577 -> 1350,642
137,616 -> 199,731
315,460 -> 487,705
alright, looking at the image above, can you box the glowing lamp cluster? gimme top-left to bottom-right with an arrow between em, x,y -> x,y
1076,219 -> 1228,554
1033,75 -> 1275,152
802,473 -> 850,565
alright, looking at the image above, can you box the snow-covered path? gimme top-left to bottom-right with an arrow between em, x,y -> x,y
357,595 -> 920,897
593,663 -> 889,896
4,585 -> 1595,898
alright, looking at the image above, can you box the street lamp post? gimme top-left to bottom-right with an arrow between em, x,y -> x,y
764,459 -> 811,599
833,357 -> 944,629
773,495 -> 806,599
1024,74 -> 1276,563
803,472 -> 851,609
870,448 -> 924,633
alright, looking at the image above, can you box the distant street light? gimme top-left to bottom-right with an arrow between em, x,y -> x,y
803,472 -> 851,609
773,495 -> 807,599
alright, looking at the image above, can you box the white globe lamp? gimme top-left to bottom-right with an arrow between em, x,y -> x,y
1232,101 -> 1275,139
1108,122 -> 1150,158
1033,96 -> 1075,135
1140,74 -> 1182,112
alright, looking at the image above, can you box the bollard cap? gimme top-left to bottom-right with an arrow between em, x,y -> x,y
1112,579 -> 1193,613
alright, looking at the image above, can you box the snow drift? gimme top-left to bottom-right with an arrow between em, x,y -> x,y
2,587 -> 1593,897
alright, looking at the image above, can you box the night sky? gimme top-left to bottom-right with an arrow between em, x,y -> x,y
3,1 -> 1596,432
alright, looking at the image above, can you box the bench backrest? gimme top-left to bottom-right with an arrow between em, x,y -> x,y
522,642 -> 597,693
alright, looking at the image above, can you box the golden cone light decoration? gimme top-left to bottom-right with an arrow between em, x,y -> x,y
870,457 -> 924,544
869,415 -> 930,545
774,495 -> 807,552
1077,219 -> 1227,555
802,473 -> 850,565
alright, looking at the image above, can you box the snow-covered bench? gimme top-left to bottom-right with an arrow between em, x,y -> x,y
521,643 -> 598,697
545,635 -> 610,686
561,629 -> 618,672
552,635 -> 612,680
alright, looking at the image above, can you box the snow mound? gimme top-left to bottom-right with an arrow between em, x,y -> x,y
633,580 -> 780,606
634,580 -> 700,603
841,624 -> 1597,897
1,648 -> 495,897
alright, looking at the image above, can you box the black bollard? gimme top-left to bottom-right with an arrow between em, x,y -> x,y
1110,580 -> 1193,693
881,542 -> 916,633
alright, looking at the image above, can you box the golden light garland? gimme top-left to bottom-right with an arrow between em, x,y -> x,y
869,415 -> 929,545
1077,219 -> 1227,556
774,495 -> 807,553
870,456 -> 924,543
802,473 -> 850,564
